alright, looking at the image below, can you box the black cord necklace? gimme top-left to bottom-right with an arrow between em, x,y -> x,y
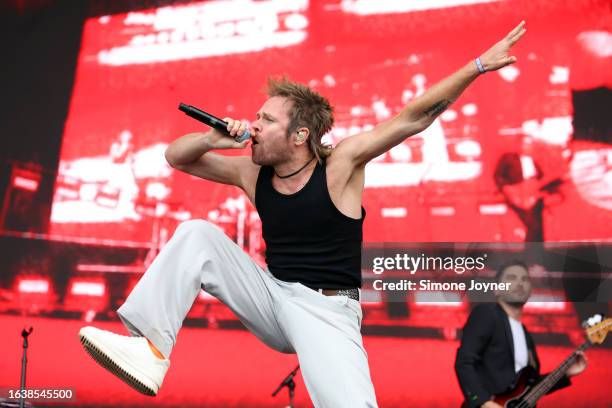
274,156 -> 316,179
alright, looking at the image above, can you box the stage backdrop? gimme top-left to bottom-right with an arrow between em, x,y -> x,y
50,0 -> 611,251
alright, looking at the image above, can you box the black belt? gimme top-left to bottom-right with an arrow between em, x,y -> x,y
319,288 -> 360,301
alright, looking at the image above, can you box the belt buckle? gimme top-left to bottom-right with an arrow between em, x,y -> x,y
334,288 -> 360,302
318,288 -> 360,301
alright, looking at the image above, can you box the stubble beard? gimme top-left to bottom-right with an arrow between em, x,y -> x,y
252,145 -> 289,167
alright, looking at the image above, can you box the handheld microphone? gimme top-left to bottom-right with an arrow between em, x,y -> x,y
178,103 -> 251,142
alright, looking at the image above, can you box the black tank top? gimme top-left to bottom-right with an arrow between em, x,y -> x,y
255,160 -> 365,289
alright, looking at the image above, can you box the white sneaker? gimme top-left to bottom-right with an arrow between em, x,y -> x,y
79,326 -> 170,396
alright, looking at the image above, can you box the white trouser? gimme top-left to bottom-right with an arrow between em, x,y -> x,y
117,220 -> 378,408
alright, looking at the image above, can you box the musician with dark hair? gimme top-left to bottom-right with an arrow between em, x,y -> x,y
455,260 -> 587,408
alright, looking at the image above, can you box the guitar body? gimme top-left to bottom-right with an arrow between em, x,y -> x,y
502,179 -> 542,211
492,366 -> 538,407
501,177 -> 564,211
459,367 -> 538,408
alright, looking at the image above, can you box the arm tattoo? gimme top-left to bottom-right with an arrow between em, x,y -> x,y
424,99 -> 451,118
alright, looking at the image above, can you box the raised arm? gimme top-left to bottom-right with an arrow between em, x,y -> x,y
164,119 -> 259,202
335,21 -> 527,166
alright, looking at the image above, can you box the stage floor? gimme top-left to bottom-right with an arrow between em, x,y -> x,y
0,315 -> 610,407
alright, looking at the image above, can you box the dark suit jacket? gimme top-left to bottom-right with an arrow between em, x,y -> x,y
455,303 -> 571,407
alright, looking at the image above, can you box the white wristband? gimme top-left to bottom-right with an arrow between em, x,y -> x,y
475,57 -> 486,74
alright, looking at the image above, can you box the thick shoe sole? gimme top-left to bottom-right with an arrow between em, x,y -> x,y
79,330 -> 158,396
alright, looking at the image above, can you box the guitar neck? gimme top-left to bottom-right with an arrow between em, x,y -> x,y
523,342 -> 590,403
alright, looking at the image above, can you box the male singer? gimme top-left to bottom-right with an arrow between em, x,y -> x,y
79,22 -> 527,407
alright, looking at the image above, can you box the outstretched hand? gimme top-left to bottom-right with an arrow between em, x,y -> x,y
480,21 -> 526,72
